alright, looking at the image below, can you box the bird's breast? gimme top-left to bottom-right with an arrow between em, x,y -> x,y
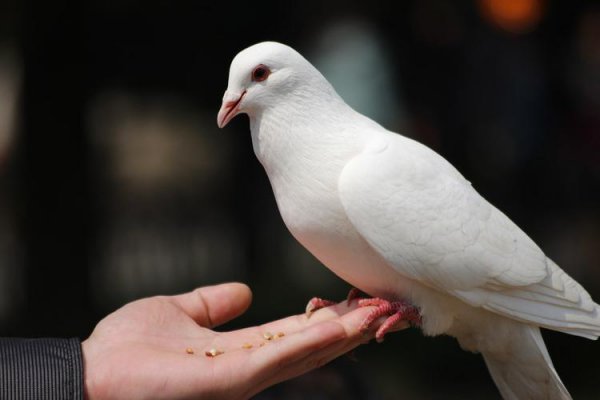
252,116 -> 415,299
268,167 -> 414,300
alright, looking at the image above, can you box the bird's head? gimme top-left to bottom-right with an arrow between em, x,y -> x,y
217,41 -> 324,128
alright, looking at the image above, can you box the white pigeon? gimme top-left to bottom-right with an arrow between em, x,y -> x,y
217,41 -> 600,399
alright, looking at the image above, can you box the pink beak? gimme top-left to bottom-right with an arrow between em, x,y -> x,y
217,90 -> 246,128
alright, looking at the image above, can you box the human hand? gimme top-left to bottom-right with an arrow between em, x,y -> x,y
82,283 -> 393,400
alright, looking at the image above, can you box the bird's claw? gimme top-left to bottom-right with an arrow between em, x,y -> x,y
305,291 -> 421,343
305,288 -> 366,317
346,287 -> 364,305
357,298 -> 421,342
305,297 -> 337,317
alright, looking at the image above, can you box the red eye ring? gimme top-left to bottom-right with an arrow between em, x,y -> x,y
252,64 -> 271,82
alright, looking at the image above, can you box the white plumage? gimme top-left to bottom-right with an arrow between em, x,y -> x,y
217,41 -> 600,399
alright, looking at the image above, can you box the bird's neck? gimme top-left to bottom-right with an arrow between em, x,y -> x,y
249,94 -> 360,178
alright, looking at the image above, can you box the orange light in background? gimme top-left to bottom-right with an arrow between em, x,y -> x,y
478,0 -> 545,34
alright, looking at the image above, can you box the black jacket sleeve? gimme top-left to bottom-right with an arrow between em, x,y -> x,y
0,338 -> 84,400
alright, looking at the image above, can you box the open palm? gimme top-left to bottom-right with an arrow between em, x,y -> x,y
82,283 -> 389,400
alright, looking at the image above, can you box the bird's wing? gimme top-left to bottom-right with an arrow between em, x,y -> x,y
338,133 -> 600,338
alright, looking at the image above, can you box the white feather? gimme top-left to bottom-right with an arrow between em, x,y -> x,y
338,133 -> 600,340
220,41 -> 600,399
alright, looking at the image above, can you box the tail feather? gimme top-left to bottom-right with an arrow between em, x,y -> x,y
482,325 -> 571,400
455,258 -> 600,340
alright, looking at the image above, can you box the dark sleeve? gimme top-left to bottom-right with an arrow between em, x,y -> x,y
0,338 -> 84,400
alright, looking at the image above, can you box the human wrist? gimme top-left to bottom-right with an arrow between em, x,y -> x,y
82,338 -> 102,400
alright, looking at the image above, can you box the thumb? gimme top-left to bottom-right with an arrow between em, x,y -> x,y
171,282 -> 252,328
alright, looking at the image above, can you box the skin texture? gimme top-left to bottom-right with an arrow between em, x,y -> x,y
82,283 -> 390,400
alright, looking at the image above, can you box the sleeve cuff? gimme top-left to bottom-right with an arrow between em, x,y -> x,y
0,337 -> 84,399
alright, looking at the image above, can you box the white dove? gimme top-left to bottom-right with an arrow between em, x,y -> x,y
217,41 -> 600,399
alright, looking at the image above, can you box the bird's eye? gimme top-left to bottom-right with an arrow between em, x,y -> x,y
252,65 -> 270,82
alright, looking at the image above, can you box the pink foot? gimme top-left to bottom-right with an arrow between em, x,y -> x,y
346,288 -> 364,305
306,288 -> 365,317
305,297 -> 337,316
357,298 -> 421,343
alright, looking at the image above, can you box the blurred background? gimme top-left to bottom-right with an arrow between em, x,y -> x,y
0,0 -> 598,398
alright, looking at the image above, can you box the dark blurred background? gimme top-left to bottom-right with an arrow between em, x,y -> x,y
0,0 -> 598,398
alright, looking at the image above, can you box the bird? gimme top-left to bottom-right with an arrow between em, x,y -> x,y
217,41 -> 600,399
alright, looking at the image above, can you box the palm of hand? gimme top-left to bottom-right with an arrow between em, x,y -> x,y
82,283 -> 379,400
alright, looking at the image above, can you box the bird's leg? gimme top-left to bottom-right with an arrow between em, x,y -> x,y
357,298 -> 421,343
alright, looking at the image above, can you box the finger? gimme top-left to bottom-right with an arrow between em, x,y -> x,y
251,306 -> 375,376
171,282 -> 252,328
266,314 -> 410,389
220,301 -> 372,349
255,300 -> 361,338
242,306 -> 381,397
251,332 -> 366,397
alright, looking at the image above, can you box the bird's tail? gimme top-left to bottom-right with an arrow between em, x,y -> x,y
482,325 -> 571,400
